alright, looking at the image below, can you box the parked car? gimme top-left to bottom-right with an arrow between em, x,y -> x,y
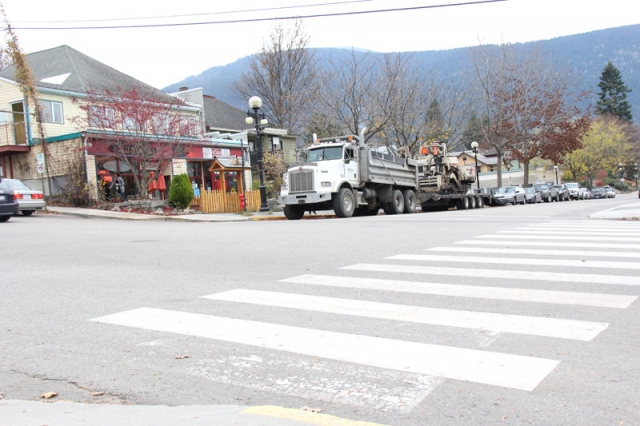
554,184 -> 570,201
495,186 -> 526,205
0,178 -> 46,215
564,182 -> 581,200
0,179 -> 20,222
524,187 -> 542,203
590,187 -> 607,199
579,187 -> 591,200
603,185 -> 616,198
533,184 -> 557,202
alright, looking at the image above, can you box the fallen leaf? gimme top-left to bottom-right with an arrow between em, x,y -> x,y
41,392 -> 58,399
175,355 -> 191,359
501,415 -> 508,421
91,392 -> 105,396
301,406 -> 322,413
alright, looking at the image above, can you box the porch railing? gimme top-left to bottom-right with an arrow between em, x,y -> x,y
191,189 -> 262,213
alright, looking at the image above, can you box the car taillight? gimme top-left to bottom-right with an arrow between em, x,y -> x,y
32,193 -> 44,199
13,191 -> 22,200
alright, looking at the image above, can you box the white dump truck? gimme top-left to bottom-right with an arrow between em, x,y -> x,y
278,128 -> 498,219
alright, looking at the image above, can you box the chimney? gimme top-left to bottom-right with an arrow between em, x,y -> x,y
179,85 -> 188,92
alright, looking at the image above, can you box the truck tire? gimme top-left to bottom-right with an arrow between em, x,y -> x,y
476,196 -> 484,208
402,190 -> 417,213
382,203 -> 392,215
457,197 -> 469,210
333,188 -> 356,218
283,205 -> 304,220
469,196 -> 476,209
387,189 -> 405,214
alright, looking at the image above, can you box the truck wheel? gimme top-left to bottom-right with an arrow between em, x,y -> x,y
457,197 -> 469,210
283,205 -> 304,220
469,196 -> 476,209
388,189 -> 404,214
382,203 -> 392,215
333,188 -> 356,218
476,196 -> 484,208
402,190 -> 417,213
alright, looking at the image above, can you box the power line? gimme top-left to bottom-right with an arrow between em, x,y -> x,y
8,0 -> 507,30
12,0 -> 374,24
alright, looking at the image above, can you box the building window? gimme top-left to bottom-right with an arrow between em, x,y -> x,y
179,115 -> 198,137
88,106 -> 115,128
123,114 -> 146,132
40,100 -> 63,124
152,114 -> 171,135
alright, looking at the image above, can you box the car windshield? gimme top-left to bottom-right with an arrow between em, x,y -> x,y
565,183 -> 578,188
534,185 -> 548,190
2,179 -> 30,190
592,188 -> 604,193
525,188 -> 535,193
498,187 -> 514,194
307,146 -> 343,162
0,181 -> 9,190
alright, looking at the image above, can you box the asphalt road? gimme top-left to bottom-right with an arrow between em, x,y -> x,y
1,196 -> 639,425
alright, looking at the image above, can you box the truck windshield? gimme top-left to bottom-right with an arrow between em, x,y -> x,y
307,146 -> 343,162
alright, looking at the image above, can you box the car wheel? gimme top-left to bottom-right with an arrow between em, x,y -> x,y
21,210 -> 34,216
0,215 -> 10,222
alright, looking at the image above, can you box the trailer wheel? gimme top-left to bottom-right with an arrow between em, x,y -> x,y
402,190 -> 417,213
333,188 -> 356,218
283,205 -> 305,220
457,197 -> 470,210
476,196 -> 484,208
382,203 -> 392,215
388,189 -> 405,214
469,196 -> 476,209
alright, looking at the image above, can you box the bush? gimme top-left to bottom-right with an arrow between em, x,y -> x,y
168,174 -> 194,209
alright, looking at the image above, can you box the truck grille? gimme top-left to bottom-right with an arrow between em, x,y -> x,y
289,170 -> 314,193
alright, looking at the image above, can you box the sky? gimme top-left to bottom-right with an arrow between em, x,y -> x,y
1,0 -> 639,90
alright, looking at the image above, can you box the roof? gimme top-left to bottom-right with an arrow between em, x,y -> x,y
0,45 -> 168,98
457,150 -> 498,166
202,95 -> 249,132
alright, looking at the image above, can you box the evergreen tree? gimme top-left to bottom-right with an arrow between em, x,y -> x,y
596,61 -> 632,122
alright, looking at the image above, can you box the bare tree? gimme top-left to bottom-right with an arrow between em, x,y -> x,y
233,20 -> 318,135
472,43 -> 593,186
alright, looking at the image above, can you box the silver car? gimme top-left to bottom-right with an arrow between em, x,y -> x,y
495,186 -> 526,205
525,187 -> 542,203
0,178 -> 46,216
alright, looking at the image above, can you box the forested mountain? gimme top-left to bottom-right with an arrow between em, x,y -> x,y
163,24 -> 639,119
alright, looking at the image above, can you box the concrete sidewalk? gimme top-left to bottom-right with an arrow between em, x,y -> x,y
0,400 -> 382,426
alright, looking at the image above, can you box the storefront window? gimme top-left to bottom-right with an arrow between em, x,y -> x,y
187,162 -> 202,186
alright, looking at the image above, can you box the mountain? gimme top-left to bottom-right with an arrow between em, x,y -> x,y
163,24 -> 640,119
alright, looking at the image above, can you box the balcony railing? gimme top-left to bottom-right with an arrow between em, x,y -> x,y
0,122 -> 28,147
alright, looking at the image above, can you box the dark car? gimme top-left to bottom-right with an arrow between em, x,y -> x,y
0,179 -> 20,222
533,184 -> 556,202
591,187 -> 607,199
0,178 -> 46,215
554,184 -> 570,201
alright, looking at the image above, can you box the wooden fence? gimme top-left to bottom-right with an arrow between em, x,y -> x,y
191,190 -> 262,213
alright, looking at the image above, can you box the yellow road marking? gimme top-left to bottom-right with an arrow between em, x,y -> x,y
242,406 -> 387,426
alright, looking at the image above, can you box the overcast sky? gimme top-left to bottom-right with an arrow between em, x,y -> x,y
2,0 -> 638,90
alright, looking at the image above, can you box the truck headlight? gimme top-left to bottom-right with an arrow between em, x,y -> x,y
321,182 -> 331,187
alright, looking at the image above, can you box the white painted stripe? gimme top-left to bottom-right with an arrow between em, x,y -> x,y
456,240 -> 640,250
477,234 -> 640,242
91,307 -> 559,391
280,274 -> 637,309
203,289 -> 608,341
499,230 -> 640,237
427,246 -> 640,259
520,225 -> 640,231
341,264 -> 640,286
389,254 -> 640,270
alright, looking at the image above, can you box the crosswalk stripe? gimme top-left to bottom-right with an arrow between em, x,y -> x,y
389,254 -> 640,270
477,234 -> 640,242
280,274 -> 637,308
203,289 -> 609,341
341,264 -> 640,286
521,225 -> 640,231
456,240 -> 640,250
91,307 -> 559,391
427,246 -> 640,259
499,230 -> 640,237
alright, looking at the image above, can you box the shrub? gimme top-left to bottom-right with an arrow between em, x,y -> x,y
168,174 -> 194,209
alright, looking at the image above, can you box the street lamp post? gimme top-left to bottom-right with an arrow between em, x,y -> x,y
246,96 -> 269,212
554,165 -> 559,185
619,163 -> 624,183
470,141 -> 480,190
